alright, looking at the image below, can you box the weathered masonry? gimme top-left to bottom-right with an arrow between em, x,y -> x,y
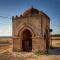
12,7 -> 50,53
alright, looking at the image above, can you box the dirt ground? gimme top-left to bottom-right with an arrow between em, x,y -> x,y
0,45 -> 60,60
0,51 -> 60,60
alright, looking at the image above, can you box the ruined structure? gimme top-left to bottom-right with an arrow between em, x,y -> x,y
12,7 -> 50,53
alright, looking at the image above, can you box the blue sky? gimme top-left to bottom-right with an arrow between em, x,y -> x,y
0,0 -> 60,36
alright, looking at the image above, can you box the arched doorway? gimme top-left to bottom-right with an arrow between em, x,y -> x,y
22,29 -> 32,51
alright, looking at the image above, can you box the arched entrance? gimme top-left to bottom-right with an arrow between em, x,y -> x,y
22,29 -> 32,51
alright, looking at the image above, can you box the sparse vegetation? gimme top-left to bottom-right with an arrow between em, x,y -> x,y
34,50 -> 44,56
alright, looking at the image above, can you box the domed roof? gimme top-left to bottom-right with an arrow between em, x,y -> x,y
21,7 -> 50,19
22,7 -> 39,17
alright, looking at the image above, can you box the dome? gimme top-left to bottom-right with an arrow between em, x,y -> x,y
21,7 -> 50,19
22,7 -> 39,17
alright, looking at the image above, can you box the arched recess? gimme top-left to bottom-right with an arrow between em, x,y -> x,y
21,29 -> 32,51
16,26 -> 36,51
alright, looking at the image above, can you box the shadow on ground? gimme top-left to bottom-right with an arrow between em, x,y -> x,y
48,47 -> 60,55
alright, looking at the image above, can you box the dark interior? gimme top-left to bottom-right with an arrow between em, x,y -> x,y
22,29 -> 32,52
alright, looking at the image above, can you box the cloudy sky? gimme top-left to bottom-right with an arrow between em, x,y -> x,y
0,0 -> 60,36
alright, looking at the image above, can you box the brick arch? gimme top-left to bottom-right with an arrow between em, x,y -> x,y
17,26 -> 36,37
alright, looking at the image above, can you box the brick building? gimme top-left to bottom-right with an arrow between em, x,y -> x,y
12,7 -> 50,53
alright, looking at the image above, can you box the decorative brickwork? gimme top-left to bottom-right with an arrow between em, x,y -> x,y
12,7 -> 50,53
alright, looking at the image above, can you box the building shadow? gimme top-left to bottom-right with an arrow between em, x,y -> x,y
48,47 -> 60,55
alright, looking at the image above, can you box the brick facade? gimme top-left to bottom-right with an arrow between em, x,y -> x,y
12,7 -> 50,53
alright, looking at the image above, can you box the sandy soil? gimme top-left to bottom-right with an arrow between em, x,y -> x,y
0,45 -> 60,60
0,51 -> 60,60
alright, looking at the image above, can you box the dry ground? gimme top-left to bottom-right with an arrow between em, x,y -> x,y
0,51 -> 60,60
0,45 -> 60,60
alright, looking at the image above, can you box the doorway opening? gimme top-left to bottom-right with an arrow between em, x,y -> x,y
22,29 -> 32,52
